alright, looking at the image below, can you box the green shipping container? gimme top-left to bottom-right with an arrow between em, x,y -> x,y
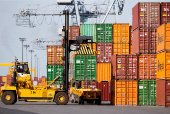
96,24 -> 113,43
47,65 -> 63,84
138,80 -> 156,106
80,24 -> 96,42
73,55 -> 96,80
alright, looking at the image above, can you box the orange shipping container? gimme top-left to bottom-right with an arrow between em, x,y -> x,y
113,44 -> 129,55
42,78 -> 46,82
115,80 -> 137,106
130,45 -> 132,54
47,45 -> 64,65
157,52 -> 170,79
42,82 -> 47,86
113,23 -> 129,44
97,63 -> 111,82
139,54 -> 157,80
2,76 -> 7,82
157,23 -> 170,52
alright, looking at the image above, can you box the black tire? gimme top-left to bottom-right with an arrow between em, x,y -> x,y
55,92 -> 68,105
1,91 -> 16,105
78,97 -> 82,105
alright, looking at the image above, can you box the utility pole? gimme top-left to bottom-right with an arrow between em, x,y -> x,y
24,45 -> 30,62
29,50 -> 34,79
19,38 -> 26,63
34,54 -> 37,78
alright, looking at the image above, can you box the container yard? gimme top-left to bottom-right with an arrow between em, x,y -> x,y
0,0 -> 170,114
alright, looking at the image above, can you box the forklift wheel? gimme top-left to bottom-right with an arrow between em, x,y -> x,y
1,91 -> 16,105
55,92 -> 68,105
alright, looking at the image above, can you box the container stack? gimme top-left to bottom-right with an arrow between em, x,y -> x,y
47,45 -> 64,84
132,2 -> 160,106
156,23 -> 170,107
96,23 -> 112,101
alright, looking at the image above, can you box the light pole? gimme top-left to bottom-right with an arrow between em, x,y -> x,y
37,57 -> 38,80
34,54 -> 37,78
29,50 -> 34,79
19,38 -> 26,63
24,45 -> 30,62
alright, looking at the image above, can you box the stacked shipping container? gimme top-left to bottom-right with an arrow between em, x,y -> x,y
156,23 -> 170,107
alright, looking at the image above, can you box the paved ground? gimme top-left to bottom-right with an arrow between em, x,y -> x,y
0,101 -> 170,114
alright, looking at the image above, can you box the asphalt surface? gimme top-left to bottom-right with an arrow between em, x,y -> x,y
0,101 -> 170,114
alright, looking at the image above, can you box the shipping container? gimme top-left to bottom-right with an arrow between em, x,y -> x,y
132,2 -> 160,30
42,82 -> 47,86
115,80 -> 138,106
139,54 -> 157,80
73,55 -> 96,80
80,24 -> 96,42
81,81 -> 97,90
33,81 -> 38,85
138,80 -> 156,106
157,52 -> 170,79
161,2 -> 170,24
113,23 -> 129,44
112,55 -> 138,80
42,78 -> 46,82
97,82 -> 111,101
113,43 -> 129,55
47,45 -> 64,65
157,23 -> 170,52
2,76 -> 7,82
7,80 -> 12,85
7,75 -> 12,80
97,63 -> 111,82
0,76 -> 2,82
34,77 -> 38,81
132,27 -> 157,54
96,24 -> 113,43
63,26 -> 80,40
129,25 -> 132,45
97,43 -> 112,62
130,46 -> 132,54
111,80 -> 115,105
47,65 -> 63,84
156,80 -> 170,107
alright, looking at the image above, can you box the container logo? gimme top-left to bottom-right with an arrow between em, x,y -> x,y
158,60 -> 164,72
158,33 -> 163,45
118,60 -> 121,63
164,8 -> 169,11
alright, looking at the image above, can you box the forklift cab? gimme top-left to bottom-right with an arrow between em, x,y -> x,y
16,63 -> 29,74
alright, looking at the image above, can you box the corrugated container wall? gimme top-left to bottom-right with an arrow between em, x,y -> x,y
80,24 -> 96,42
157,52 -> 170,79
97,82 -> 111,101
138,80 -> 156,106
132,2 -> 160,30
113,44 -> 129,55
161,2 -> 170,24
111,80 -> 115,105
97,43 -> 112,62
156,80 -> 170,107
132,28 -> 157,54
112,55 -> 138,80
113,23 -> 129,44
47,65 -> 63,84
81,81 -> 97,90
47,45 -> 64,65
115,80 -> 138,106
139,54 -> 157,80
73,55 -> 96,80
0,76 -> 2,82
129,25 -> 132,45
157,23 -> 170,52
63,26 -> 80,40
97,63 -> 111,82
2,76 -> 7,82
96,24 -> 113,43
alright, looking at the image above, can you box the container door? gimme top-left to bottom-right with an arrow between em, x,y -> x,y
166,81 -> 170,107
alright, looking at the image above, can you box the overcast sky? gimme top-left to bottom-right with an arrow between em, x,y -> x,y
0,0 -> 169,79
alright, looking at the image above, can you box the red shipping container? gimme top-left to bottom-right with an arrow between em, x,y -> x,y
7,80 -> 12,85
63,26 -> 80,40
156,80 -> 170,107
139,54 -> 157,80
34,77 -> 38,81
97,43 -> 112,62
132,27 -> 157,54
161,2 -> 170,24
81,81 -> 97,90
97,82 -> 111,101
112,54 -> 138,80
7,75 -> 12,80
132,2 -> 160,30
129,25 -> 132,45
0,76 -> 2,81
